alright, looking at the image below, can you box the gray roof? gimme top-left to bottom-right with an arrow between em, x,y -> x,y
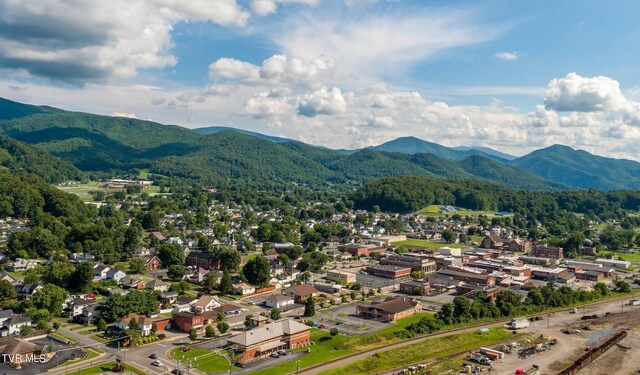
227,319 -> 309,347
0,309 -> 14,320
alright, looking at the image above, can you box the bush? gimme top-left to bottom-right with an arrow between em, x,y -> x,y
158,333 -> 166,339
330,328 -> 339,336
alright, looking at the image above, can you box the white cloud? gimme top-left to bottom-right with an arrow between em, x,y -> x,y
298,87 -> 348,116
204,84 -> 238,97
494,51 -> 518,61
544,72 -> 633,112
209,58 -> 259,81
0,0 -> 250,83
366,114 -> 396,128
251,0 -> 322,16
112,112 -> 138,119
244,90 -> 296,118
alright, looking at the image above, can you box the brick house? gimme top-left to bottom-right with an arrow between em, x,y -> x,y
508,239 -> 531,252
356,297 -> 422,323
145,256 -> 162,271
481,234 -> 503,249
283,284 -> 319,303
227,320 -> 311,364
171,311 -> 216,332
531,245 -> 564,259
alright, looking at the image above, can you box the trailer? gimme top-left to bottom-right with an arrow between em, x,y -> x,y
506,318 -> 530,330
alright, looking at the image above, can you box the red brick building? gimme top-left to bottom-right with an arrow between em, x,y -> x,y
365,265 -> 412,280
185,252 -> 220,270
227,320 -> 311,364
480,234 -> 503,249
171,311 -> 216,332
343,244 -> 387,257
356,297 -> 422,323
531,245 -> 564,260
456,283 -> 501,300
145,256 -> 162,271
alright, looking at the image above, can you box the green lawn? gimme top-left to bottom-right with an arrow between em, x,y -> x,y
170,348 -> 232,373
67,361 -> 145,375
247,329 -> 356,375
599,250 -> 640,263
347,313 -> 430,351
58,181 -> 161,202
415,205 -> 495,217
395,239 -> 468,249
324,328 -> 518,375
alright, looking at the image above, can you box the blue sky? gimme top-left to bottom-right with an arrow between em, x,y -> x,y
1,0 -> 640,159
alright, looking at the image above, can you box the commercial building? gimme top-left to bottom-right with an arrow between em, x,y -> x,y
326,270 -> 357,284
356,297 -> 422,323
380,254 -> 437,273
227,320 -> 311,364
364,265 -> 412,280
531,246 -> 564,260
399,280 -> 431,296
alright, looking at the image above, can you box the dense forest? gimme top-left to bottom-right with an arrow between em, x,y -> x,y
351,176 -> 640,219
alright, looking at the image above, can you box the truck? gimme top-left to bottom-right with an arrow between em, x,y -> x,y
506,318 -> 530,330
469,354 -> 493,366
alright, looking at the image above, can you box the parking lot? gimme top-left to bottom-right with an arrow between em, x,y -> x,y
313,299 -> 393,336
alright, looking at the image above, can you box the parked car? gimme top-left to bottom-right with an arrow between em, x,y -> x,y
171,369 -> 184,375
151,360 -> 163,367
234,362 -> 246,368
270,353 -> 280,358
277,350 -> 288,356
149,354 -> 158,359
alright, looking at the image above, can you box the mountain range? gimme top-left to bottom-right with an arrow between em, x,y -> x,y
1,97 -> 640,191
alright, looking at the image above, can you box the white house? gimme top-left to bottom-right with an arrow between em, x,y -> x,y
6,259 -> 40,272
146,279 -> 170,292
117,313 -> 153,337
106,268 -> 126,283
0,311 -> 32,336
193,295 -> 220,314
233,282 -> 255,296
94,265 -> 111,280
265,295 -> 295,309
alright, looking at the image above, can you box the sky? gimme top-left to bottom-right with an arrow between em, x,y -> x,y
1,0 -> 640,159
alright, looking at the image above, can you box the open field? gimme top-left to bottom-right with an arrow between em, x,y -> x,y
395,239 -> 468,249
170,347 -> 231,373
599,250 -> 640,263
323,328 -> 516,375
415,205 -> 495,217
247,329 -> 356,375
58,181 -> 161,201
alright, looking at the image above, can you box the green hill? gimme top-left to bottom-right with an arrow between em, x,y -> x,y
0,136 -> 84,183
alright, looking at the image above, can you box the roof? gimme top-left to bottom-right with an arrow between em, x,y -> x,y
212,304 -> 242,313
147,279 -> 169,288
73,298 -> 95,307
227,319 -> 310,347
0,338 -> 43,355
106,268 -> 123,276
358,297 -> 421,314
487,234 -> 503,242
267,295 -> 294,302
7,315 -> 31,325
234,282 -> 254,290
287,284 -> 319,296
121,313 -> 152,326
195,295 -> 218,308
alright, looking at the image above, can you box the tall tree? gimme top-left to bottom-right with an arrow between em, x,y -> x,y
31,284 -> 68,315
303,297 -> 315,317
242,256 -> 271,288
219,270 -> 233,295
70,262 -> 95,292
158,243 -> 185,267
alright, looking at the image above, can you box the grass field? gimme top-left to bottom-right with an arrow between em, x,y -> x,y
395,239 -> 468,249
324,328 -> 517,375
247,329 -> 356,375
58,181 -> 161,202
346,313 -> 431,351
415,205 -> 495,217
598,251 -> 640,263
67,361 -> 145,375
170,348 -> 232,373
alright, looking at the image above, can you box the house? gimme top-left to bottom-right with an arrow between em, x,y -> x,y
0,338 -> 45,365
161,291 -> 179,305
106,268 -> 126,283
481,234 -> 504,250
356,297 -> 423,323
6,259 -> 41,272
0,273 -> 17,285
531,245 -> 564,260
185,252 -> 219,271
150,232 -> 166,241
94,265 -> 111,280
508,239 -> 531,253
135,247 -> 153,257
117,313 -> 153,336
145,256 -> 162,271
193,295 -> 220,314
283,284 -> 319,303
3,315 -> 32,336
146,279 -> 170,292
120,277 -> 146,289
66,298 -> 96,319
14,283 -> 42,299
581,246 -> 598,256
75,304 -> 100,325
227,320 -> 311,364
233,282 -> 255,296
265,295 -> 295,309
172,296 -> 197,313
70,253 -> 95,263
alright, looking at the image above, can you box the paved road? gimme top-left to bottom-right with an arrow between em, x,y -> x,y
297,295 -> 638,375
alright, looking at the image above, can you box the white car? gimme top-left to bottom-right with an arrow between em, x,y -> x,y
151,360 -> 163,367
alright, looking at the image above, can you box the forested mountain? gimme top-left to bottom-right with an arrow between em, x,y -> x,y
195,126 -> 293,143
2,97 -> 640,191
0,136 -> 84,183
510,145 -> 640,190
452,146 -> 516,160
372,136 -> 508,161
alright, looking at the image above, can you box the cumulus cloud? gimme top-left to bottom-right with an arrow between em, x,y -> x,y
544,73 -> 633,112
298,87 -> 348,116
204,84 -> 238,97
251,0 -> 322,16
244,90 -> 296,118
494,51 -> 518,60
209,58 -> 259,81
0,0 -> 250,83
